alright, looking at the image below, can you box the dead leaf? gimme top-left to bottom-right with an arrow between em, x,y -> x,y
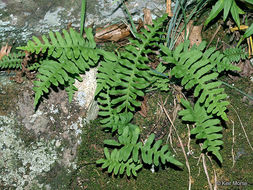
0,44 -> 12,60
138,96 -> 148,117
238,60 -> 253,77
143,8 -> 153,31
92,19 -> 143,42
175,20 -> 202,47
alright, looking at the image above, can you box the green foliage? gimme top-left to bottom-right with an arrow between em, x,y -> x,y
179,99 -> 223,162
205,0 -> 247,27
223,47 -> 247,62
0,52 -> 25,70
17,28 -> 100,107
97,125 -> 182,177
3,12 -> 243,178
161,41 -> 239,121
96,148 -> 143,177
96,14 -> 168,125
95,14 -> 183,176
160,40 -> 240,162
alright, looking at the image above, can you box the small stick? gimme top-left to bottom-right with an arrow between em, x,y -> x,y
213,168 -> 218,190
159,96 -> 177,154
202,154 -> 213,190
207,24 -> 221,49
186,124 -> 191,155
206,155 -> 218,190
167,0 -> 173,17
231,119 -> 236,168
160,103 -> 192,190
230,104 -> 253,151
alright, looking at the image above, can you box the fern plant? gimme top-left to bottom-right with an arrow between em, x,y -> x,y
94,14 -> 185,176
1,11 -> 243,178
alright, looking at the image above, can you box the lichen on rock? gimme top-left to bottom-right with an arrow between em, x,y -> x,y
0,115 -> 58,189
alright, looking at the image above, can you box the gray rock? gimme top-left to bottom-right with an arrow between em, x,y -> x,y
0,72 -> 97,189
0,0 -> 169,46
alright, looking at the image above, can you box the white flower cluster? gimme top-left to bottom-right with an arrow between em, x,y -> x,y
0,116 -> 58,189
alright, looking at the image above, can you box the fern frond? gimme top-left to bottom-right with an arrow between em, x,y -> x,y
17,28 -> 101,107
161,41 -> 235,120
223,47 -> 247,62
141,133 -> 183,167
104,126 -> 183,170
160,41 -> 240,163
17,28 -> 99,72
32,59 -> 71,107
96,14 -> 168,117
0,52 -> 25,70
96,148 -> 143,177
179,99 -> 223,163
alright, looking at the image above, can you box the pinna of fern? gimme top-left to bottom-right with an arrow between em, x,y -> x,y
0,51 -> 25,70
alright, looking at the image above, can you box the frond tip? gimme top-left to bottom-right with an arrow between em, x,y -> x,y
0,52 -> 25,70
179,99 -> 223,163
96,148 -> 143,177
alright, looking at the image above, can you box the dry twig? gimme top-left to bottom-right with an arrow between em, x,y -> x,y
207,25 -> 221,49
202,154 -> 213,190
230,104 -> 253,151
231,119 -> 236,168
159,102 -> 192,190
166,0 -> 173,17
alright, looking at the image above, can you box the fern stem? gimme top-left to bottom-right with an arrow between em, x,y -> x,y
220,80 -> 253,101
149,68 -> 169,78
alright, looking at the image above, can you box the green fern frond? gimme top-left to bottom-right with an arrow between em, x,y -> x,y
104,126 -> 183,170
160,41 -> 241,163
223,46 -> 247,62
96,14 -> 168,117
179,99 -> 223,163
0,52 -> 25,69
141,133 -> 183,167
33,59 -> 71,107
17,28 -> 101,107
161,41 -> 236,120
17,28 -> 99,72
96,148 -> 143,177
